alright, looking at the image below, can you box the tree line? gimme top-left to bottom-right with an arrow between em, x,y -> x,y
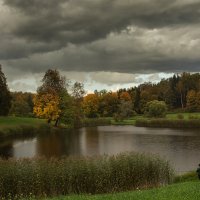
1,66 -> 200,126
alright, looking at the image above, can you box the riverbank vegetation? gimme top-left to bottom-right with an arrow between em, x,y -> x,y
0,152 -> 173,199
135,118 -> 200,128
0,117 -> 47,138
1,67 -> 200,128
1,67 -> 200,129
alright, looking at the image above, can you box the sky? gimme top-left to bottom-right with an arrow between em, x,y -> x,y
0,0 -> 200,93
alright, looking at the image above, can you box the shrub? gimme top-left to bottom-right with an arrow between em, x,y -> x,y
145,100 -> 167,118
0,152 -> 174,199
177,114 -> 184,120
188,115 -> 199,120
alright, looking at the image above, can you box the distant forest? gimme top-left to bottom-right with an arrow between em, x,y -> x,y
7,72 -> 200,117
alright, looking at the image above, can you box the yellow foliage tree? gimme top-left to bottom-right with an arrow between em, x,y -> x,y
82,93 -> 99,118
33,93 -> 61,123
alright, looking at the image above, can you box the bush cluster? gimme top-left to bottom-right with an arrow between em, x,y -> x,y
0,152 -> 174,199
145,100 -> 167,118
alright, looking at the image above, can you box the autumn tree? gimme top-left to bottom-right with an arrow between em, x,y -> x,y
9,92 -> 34,117
0,65 -> 11,116
119,91 -> 132,101
186,90 -> 197,112
186,90 -> 200,112
82,93 -> 99,118
34,69 -> 67,126
98,92 -> 119,117
34,91 -> 61,123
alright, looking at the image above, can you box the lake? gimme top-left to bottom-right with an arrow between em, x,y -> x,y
0,125 -> 200,174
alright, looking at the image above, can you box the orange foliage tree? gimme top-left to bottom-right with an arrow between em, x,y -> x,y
82,93 -> 99,118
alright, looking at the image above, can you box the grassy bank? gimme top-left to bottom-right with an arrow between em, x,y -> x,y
81,118 -> 111,127
134,112 -> 200,128
135,119 -> 200,128
0,117 -> 47,138
0,152 -> 173,199
44,181 -> 200,200
110,112 -> 200,126
110,115 -> 145,125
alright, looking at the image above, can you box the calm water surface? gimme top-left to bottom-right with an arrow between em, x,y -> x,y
0,125 -> 200,174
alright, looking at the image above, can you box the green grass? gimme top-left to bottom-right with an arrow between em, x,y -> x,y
110,112 -> 200,126
43,181 -> 200,200
0,116 -> 46,138
0,116 -> 45,127
166,112 -> 200,120
110,115 -> 145,125
134,112 -> 200,128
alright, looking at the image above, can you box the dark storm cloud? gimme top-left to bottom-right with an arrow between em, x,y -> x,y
1,0 -> 200,84
4,0 -> 200,44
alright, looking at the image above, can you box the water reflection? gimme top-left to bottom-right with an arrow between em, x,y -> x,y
0,125 -> 200,173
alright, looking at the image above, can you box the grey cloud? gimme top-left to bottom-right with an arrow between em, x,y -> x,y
1,0 -> 200,89
4,0 -> 200,45
2,25 -> 200,75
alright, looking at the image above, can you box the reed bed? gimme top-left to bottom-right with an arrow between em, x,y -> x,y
0,152 -> 174,199
135,119 -> 200,128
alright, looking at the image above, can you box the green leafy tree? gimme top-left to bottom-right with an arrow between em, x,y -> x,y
114,100 -> 134,121
9,92 -> 34,117
71,82 -> 86,127
59,90 -> 76,127
0,65 -> 11,116
146,100 -> 167,118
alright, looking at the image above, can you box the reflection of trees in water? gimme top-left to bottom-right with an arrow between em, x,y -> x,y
79,127 -> 100,156
0,141 -> 14,158
37,131 -> 66,158
36,129 -> 83,157
36,127 -> 101,158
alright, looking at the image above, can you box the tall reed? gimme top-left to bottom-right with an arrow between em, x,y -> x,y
0,152 -> 174,199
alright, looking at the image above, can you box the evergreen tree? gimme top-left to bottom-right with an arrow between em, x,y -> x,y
0,65 -> 11,116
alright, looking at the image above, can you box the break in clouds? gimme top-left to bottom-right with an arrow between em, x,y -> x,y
1,0 -> 200,91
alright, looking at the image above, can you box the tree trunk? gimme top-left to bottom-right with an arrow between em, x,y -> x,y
47,119 -> 51,124
55,118 -> 59,127
180,92 -> 184,109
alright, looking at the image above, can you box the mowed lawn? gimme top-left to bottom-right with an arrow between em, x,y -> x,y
0,116 -> 45,131
111,112 -> 200,126
166,112 -> 200,120
45,181 -> 200,200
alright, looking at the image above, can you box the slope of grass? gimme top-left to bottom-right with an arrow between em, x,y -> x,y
0,116 -> 45,127
45,181 -> 200,200
0,116 -> 46,137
